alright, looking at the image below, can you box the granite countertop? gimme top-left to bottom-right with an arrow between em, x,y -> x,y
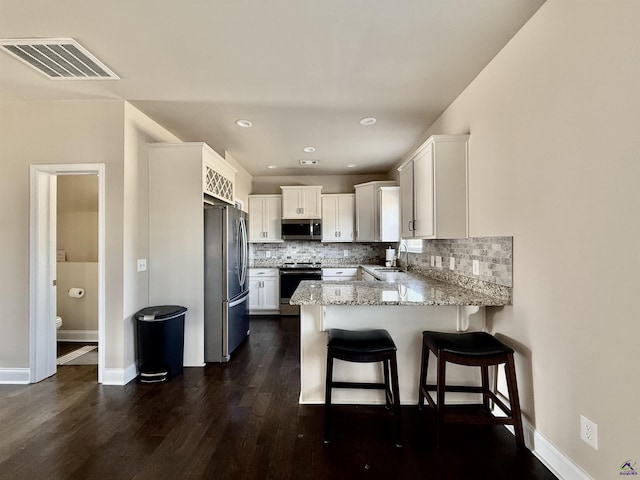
290,265 -> 510,307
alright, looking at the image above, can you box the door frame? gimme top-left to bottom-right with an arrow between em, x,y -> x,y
29,163 -> 106,383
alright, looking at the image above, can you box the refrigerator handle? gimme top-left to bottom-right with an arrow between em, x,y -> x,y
238,216 -> 249,287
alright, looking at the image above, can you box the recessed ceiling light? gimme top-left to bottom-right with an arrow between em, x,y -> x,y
359,117 -> 377,126
302,146 -> 316,153
299,160 -> 318,166
235,119 -> 252,128
267,164 -> 277,169
347,163 -> 357,168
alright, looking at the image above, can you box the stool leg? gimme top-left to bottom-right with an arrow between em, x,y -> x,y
435,353 -> 446,448
383,359 -> 392,409
417,340 -> 429,410
504,354 -> 525,450
389,352 -> 403,447
324,351 -> 334,444
481,365 -> 490,412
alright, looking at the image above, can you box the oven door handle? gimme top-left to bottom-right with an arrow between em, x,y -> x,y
279,270 -> 322,275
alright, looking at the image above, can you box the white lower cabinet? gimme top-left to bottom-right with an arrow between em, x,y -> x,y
249,268 -> 280,314
322,267 -> 358,281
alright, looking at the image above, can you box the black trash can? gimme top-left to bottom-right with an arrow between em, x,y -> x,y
135,305 -> 187,383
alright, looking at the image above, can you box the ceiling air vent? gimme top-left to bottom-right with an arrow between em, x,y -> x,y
0,38 -> 119,80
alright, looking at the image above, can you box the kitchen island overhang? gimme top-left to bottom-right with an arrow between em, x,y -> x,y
291,270 -> 511,406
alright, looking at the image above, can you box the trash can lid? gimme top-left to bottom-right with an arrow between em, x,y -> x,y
135,305 -> 187,321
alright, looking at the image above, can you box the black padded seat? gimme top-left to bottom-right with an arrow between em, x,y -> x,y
327,328 -> 397,357
418,330 -> 525,450
324,328 -> 402,447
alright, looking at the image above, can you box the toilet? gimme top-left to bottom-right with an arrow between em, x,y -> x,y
56,315 -> 63,330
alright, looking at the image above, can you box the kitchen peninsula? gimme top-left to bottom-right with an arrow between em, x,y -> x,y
290,266 -> 511,405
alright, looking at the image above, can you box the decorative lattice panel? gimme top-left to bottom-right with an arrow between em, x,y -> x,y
204,164 -> 233,203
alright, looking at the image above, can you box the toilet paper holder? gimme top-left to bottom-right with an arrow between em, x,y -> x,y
68,287 -> 85,298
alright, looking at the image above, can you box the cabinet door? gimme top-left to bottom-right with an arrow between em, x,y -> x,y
399,162 -> 415,238
378,187 -> 400,242
413,143 -> 435,237
261,277 -> 279,310
321,196 -> 339,241
301,188 -> 321,218
281,189 -> 300,218
337,195 -> 355,241
249,277 -> 262,310
248,197 -> 265,242
355,185 -> 374,242
249,196 -> 282,242
264,196 -> 282,241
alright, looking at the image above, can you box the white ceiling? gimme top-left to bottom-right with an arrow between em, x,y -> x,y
0,0 -> 544,177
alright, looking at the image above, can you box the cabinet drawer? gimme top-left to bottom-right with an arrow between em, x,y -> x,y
322,268 -> 358,279
249,268 -> 279,277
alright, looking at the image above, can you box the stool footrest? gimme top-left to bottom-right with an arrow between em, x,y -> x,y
422,384 -> 484,394
331,381 -> 387,390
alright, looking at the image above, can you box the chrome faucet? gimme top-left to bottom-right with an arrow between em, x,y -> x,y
398,243 -> 409,272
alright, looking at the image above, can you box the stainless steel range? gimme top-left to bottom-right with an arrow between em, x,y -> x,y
279,262 -> 322,315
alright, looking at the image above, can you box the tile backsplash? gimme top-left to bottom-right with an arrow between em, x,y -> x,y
250,241 -> 387,267
250,236 -> 512,299
408,236 -> 513,288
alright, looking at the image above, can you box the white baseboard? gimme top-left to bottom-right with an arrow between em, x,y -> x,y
102,363 -> 138,385
0,368 -> 31,384
504,421 -> 591,480
57,329 -> 98,343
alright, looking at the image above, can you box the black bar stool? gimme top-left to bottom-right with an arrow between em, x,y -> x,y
324,328 -> 403,447
418,330 -> 525,449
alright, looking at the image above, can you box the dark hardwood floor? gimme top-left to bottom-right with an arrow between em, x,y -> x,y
0,317 -> 557,480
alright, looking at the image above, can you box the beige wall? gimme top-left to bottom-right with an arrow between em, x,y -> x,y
57,175 -> 98,262
251,173 -> 391,194
0,100 -> 181,375
392,1 -> 640,477
0,100 -> 124,368
121,102 -> 182,370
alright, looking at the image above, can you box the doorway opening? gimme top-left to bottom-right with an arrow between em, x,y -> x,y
29,164 -> 105,383
55,174 -> 99,367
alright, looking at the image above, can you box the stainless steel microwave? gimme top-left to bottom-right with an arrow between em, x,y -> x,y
281,219 -> 322,241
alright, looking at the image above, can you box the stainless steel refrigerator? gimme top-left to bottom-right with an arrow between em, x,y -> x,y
204,205 -> 250,362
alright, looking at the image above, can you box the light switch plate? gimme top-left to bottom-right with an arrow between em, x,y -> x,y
137,259 -> 147,272
435,256 -> 442,268
472,259 -> 480,275
449,257 -> 455,270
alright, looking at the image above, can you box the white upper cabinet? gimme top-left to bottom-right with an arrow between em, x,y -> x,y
281,186 -> 322,218
354,181 -> 399,242
398,134 -> 469,239
248,195 -> 283,243
321,194 -> 354,242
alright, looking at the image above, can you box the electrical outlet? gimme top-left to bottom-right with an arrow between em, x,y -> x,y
266,251 -> 271,258
449,257 -> 455,270
472,259 -> 480,275
343,250 -> 349,257
137,259 -> 147,272
435,256 -> 442,268
430,255 -> 435,267
580,415 -> 598,450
